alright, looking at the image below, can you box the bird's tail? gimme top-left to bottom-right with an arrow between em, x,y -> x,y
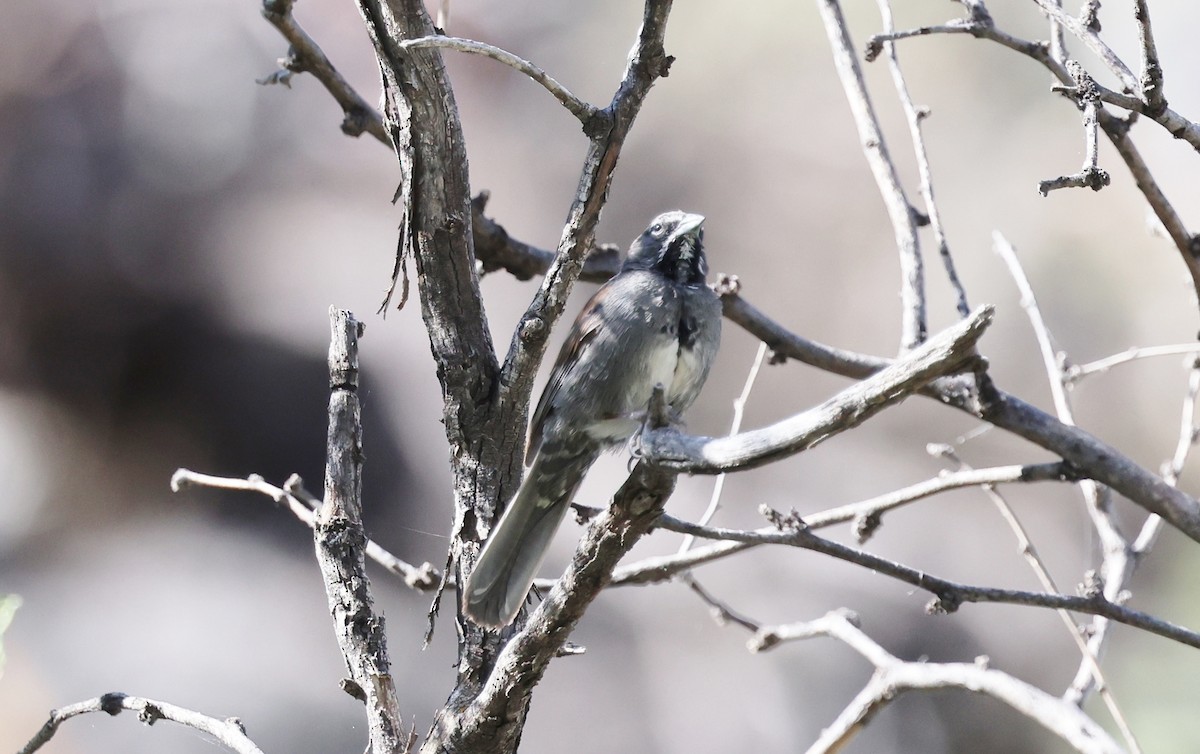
463,445 -> 596,627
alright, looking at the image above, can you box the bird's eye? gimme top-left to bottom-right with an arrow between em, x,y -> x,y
651,223 -> 665,236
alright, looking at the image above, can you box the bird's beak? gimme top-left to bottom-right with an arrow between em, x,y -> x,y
673,213 -> 705,239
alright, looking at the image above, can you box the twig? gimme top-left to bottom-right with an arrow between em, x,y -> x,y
1066,344 -> 1200,382
609,461 -> 1070,585
1099,111 -> 1200,301
932,447 -> 1141,753
1039,62 -> 1110,195
1066,358 -> 1200,703
1164,358 -> 1200,487
676,342 -> 769,555
818,460 -> 1070,543
659,512 -> 1200,650
317,308 -> 408,754
1047,0 -> 1065,65
992,233 -> 1141,718
396,36 -> 597,124
861,0 -> 1200,302
680,574 -> 761,632
1029,0 -> 1138,93
748,612 -> 1125,754
170,469 -> 441,591
992,230 -> 1128,559
19,692 -> 265,754
1133,0 -> 1166,114
874,0 -> 970,318
991,233 -> 1072,419
818,0 -> 926,350
259,0 -> 389,145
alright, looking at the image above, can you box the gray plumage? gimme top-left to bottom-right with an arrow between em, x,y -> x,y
464,211 -> 723,627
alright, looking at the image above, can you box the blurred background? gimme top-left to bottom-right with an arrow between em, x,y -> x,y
3,0 -> 1200,751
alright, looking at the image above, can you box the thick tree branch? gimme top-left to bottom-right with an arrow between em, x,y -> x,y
640,307 -> 992,472
317,309 -> 409,754
429,462 -> 678,753
19,693 -> 265,754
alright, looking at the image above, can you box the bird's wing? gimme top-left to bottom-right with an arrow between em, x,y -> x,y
527,285 -> 610,463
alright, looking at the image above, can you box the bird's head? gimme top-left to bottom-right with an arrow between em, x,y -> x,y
622,211 -> 708,285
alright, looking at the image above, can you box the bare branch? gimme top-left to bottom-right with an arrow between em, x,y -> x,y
317,308 -> 408,754
170,469 -> 441,591
1047,0 -> 1065,65
259,0 -> 389,145
1066,358 -> 1199,704
861,0 -> 1200,302
664,515 -> 1200,650
1067,344 -> 1200,382
396,36 -> 598,124
609,461 -> 1070,585
1029,0 -> 1138,93
640,306 -> 992,472
19,693 -> 265,754
1133,0 -> 1166,114
1040,62 -> 1110,195
933,447 -> 1141,753
676,342 -> 769,557
818,0 -> 926,350
1099,111 -> 1200,299
748,612 -> 1125,754
681,574 -> 762,631
874,0 -> 970,318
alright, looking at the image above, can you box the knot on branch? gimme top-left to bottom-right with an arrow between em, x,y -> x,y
1080,0 -> 1101,32
583,109 -> 613,139
99,693 -> 127,716
340,678 -> 367,702
926,593 -> 961,614
1052,461 -> 1086,483
853,511 -> 882,543
137,702 -> 165,726
261,0 -> 294,16
518,314 -> 548,345
1079,570 -> 1105,601
864,38 -> 885,64
962,0 -> 994,28
760,504 -> 807,532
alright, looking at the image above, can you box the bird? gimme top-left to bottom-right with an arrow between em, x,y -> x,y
463,210 -> 722,627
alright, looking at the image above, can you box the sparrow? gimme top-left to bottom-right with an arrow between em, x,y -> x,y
464,210 -> 723,627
